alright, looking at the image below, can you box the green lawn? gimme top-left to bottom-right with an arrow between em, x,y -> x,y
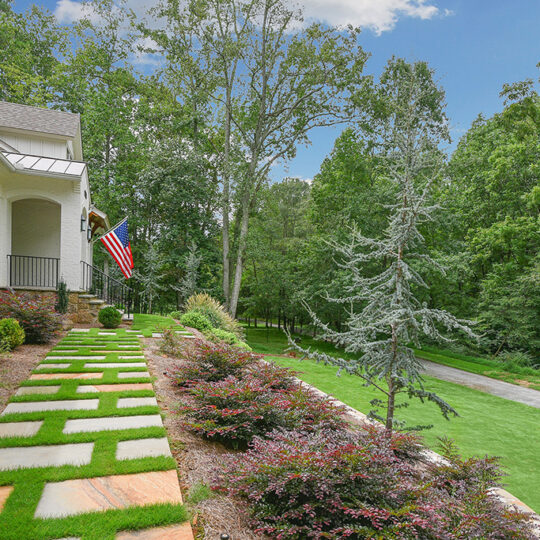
244,326 -> 540,512
130,314 -> 187,337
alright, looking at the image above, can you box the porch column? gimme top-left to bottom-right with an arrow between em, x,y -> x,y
0,196 -> 10,288
60,200 -> 81,291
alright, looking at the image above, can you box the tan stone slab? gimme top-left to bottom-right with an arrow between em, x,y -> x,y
35,470 -> 182,518
63,414 -> 163,434
0,486 -> 14,512
16,386 -> 60,396
85,363 -> 146,369
47,356 -> 106,360
116,523 -> 193,540
117,397 -> 157,409
117,372 -> 150,379
30,373 -> 103,381
35,363 -> 71,370
2,399 -> 99,415
0,442 -> 93,471
116,437 -> 171,460
0,421 -> 43,438
76,384 -> 153,393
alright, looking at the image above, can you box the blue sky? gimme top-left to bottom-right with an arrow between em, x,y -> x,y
13,0 -> 540,182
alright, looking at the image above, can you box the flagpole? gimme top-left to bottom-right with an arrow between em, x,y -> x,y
92,217 -> 128,244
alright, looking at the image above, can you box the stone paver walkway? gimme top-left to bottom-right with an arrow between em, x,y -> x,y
0,328 -> 194,540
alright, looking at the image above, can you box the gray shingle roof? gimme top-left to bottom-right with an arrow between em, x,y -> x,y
0,101 -> 80,138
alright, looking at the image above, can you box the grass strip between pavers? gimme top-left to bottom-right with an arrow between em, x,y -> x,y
0,329 -> 187,540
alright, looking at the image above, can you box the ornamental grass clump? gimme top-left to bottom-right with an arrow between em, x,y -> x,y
184,293 -> 243,337
216,428 -> 535,539
0,292 -> 61,344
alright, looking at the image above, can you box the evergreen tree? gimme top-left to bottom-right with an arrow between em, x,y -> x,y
175,241 -> 202,306
291,59 -> 476,432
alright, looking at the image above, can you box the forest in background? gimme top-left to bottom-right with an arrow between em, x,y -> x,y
1,0 -> 538,359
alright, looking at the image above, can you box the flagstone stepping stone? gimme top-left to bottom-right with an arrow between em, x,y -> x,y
117,372 -> 150,379
63,414 -> 163,434
0,486 -> 14,512
34,470 -> 181,518
118,345 -> 140,348
116,523 -> 193,539
117,397 -> 158,409
30,373 -> 103,381
35,363 -> 71,370
46,356 -> 106,360
16,385 -> 60,396
116,437 -> 171,460
71,329 -> 90,332
85,362 -> 146,369
76,383 -> 153,393
0,421 -> 43,438
2,399 -> 99,415
0,442 -> 93,471
99,332 -> 117,335
118,355 -> 145,359
126,330 -> 142,333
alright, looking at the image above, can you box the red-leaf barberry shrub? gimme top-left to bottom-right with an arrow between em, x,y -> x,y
0,291 -> 61,344
216,428 -> 535,539
167,338 -> 259,387
181,373 -> 346,448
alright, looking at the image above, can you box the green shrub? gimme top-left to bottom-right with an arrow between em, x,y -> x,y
169,310 -> 182,320
185,293 -> 243,337
0,318 -> 25,350
55,280 -> 69,314
0,292 -> 61,344
205,327 -> 252,351
98,306 -> 122,328
180,311 -> 212,331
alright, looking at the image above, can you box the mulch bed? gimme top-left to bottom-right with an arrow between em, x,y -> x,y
0,332 -> 65,410
143,337 -> 263,540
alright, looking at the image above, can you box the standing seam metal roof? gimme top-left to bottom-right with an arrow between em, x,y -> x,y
0,101 -> 80,138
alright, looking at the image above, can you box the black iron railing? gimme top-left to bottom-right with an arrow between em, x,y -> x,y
7,255 -> 59,288
80,261 -> 133,316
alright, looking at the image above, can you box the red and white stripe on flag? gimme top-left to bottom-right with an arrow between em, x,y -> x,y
100,219 -> 134,279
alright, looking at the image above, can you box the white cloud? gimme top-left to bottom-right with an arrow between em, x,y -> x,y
55,0 -> 444,34
302,0 -> 440,34
54,0 -> 100,24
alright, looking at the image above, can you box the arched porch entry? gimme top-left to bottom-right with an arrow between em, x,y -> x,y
9,198 -> 61,288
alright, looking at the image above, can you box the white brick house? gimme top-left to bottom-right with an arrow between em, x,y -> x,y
0,101 -> 109,293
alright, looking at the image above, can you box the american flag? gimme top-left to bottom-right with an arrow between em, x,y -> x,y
100,219 -> 134,279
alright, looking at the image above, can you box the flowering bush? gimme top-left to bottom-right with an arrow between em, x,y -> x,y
182,371 -> 346,447
0,292 -> 61,344
168,339 -> 258,387
0,318 -> 25,350
216,428 -> 535,539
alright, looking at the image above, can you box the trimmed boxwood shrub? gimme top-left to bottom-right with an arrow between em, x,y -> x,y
98,306 -> 122,328
180,310 -> 212,331
0,291 -> 61,344
0,318 -> 25,350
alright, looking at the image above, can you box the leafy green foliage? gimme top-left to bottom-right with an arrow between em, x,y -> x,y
179,311 -> 212,332
55,280 -> 69,314
98,306 -> 122,328
185,293 -> 243,337
0,318 -> 25,350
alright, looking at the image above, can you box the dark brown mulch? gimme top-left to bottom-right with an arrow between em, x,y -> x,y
0,332 -> 65,410
143,337 -> 263,540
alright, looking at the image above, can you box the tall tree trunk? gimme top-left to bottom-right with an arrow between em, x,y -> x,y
222,90 -> 232,309
229,191 -> 251,317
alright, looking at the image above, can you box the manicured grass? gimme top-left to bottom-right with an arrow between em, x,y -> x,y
130,314 -> 187,337
0,330 -> 187,540
243,326 -> 540,512
244,325 -> 540,389
268,355 -> 540,513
